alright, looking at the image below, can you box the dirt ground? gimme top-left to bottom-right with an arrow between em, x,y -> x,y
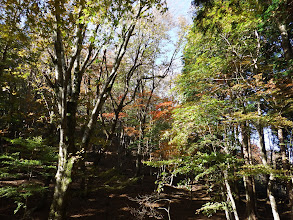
0,152 -> 291,219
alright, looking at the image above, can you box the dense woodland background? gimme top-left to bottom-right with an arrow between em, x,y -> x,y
0,0 -> 293,219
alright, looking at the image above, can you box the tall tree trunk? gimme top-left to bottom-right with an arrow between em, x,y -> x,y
49,3 -> 77,215
67,101 -> 78,152
267,174 -> 280,220
276,20 -> 293,219
49,121 -> 77,219
223,170 -> 240,220
136,120 -> 143,176
248,137 -> 257,210
241,123 -> 257,220
256,102 -> 280,219
256,126 -> 280,219
277,23 -> 293,61
223,134 -> 239,220
221,185 -> 232,220
278,128 -> 293,220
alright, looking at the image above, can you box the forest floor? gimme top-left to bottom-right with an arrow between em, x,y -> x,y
0,150 -> 291,219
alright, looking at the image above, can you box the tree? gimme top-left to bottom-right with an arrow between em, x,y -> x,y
25,1 -> 168,219
149,0 -> 293,219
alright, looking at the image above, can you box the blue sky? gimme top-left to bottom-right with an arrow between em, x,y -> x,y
162,0 -> 193,71
154,1 -> 193,98
167,0 -> 193,22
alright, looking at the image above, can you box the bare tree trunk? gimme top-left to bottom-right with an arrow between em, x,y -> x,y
267,173 -> 280,220
256,127 -> 279,219
223,170 -> 240,220
276,20 -> 293,219
248,136 -> 257,211
241,123 -> 257,220
255,103 -> 280,219
277,23 -> 293,61
49,120 -> 77,219
136,120 -> 143,176
221,185 -> 232,220
278,128 -> 293,220
222,132 -> 239,220
49,4 -> 74,215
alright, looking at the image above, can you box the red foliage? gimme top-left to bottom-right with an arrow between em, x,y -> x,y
102,113 -> 115,119
151,101 -> 175,120
151,142 -> 179,160
124,126 -> 140,137
155,101 -> 173,110
102,112 -> 128,119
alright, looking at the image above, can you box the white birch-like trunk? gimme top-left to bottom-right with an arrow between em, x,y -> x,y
223,170 -> 239,220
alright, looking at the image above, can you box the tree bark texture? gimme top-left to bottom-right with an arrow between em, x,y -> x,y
49,121 -> 77,219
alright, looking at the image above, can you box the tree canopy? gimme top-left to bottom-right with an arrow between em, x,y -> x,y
0,0 -> 292,219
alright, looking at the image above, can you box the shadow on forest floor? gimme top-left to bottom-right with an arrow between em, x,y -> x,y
0,150 -> 291,219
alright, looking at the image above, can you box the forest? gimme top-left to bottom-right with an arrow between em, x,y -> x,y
0,0 -> 292,219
